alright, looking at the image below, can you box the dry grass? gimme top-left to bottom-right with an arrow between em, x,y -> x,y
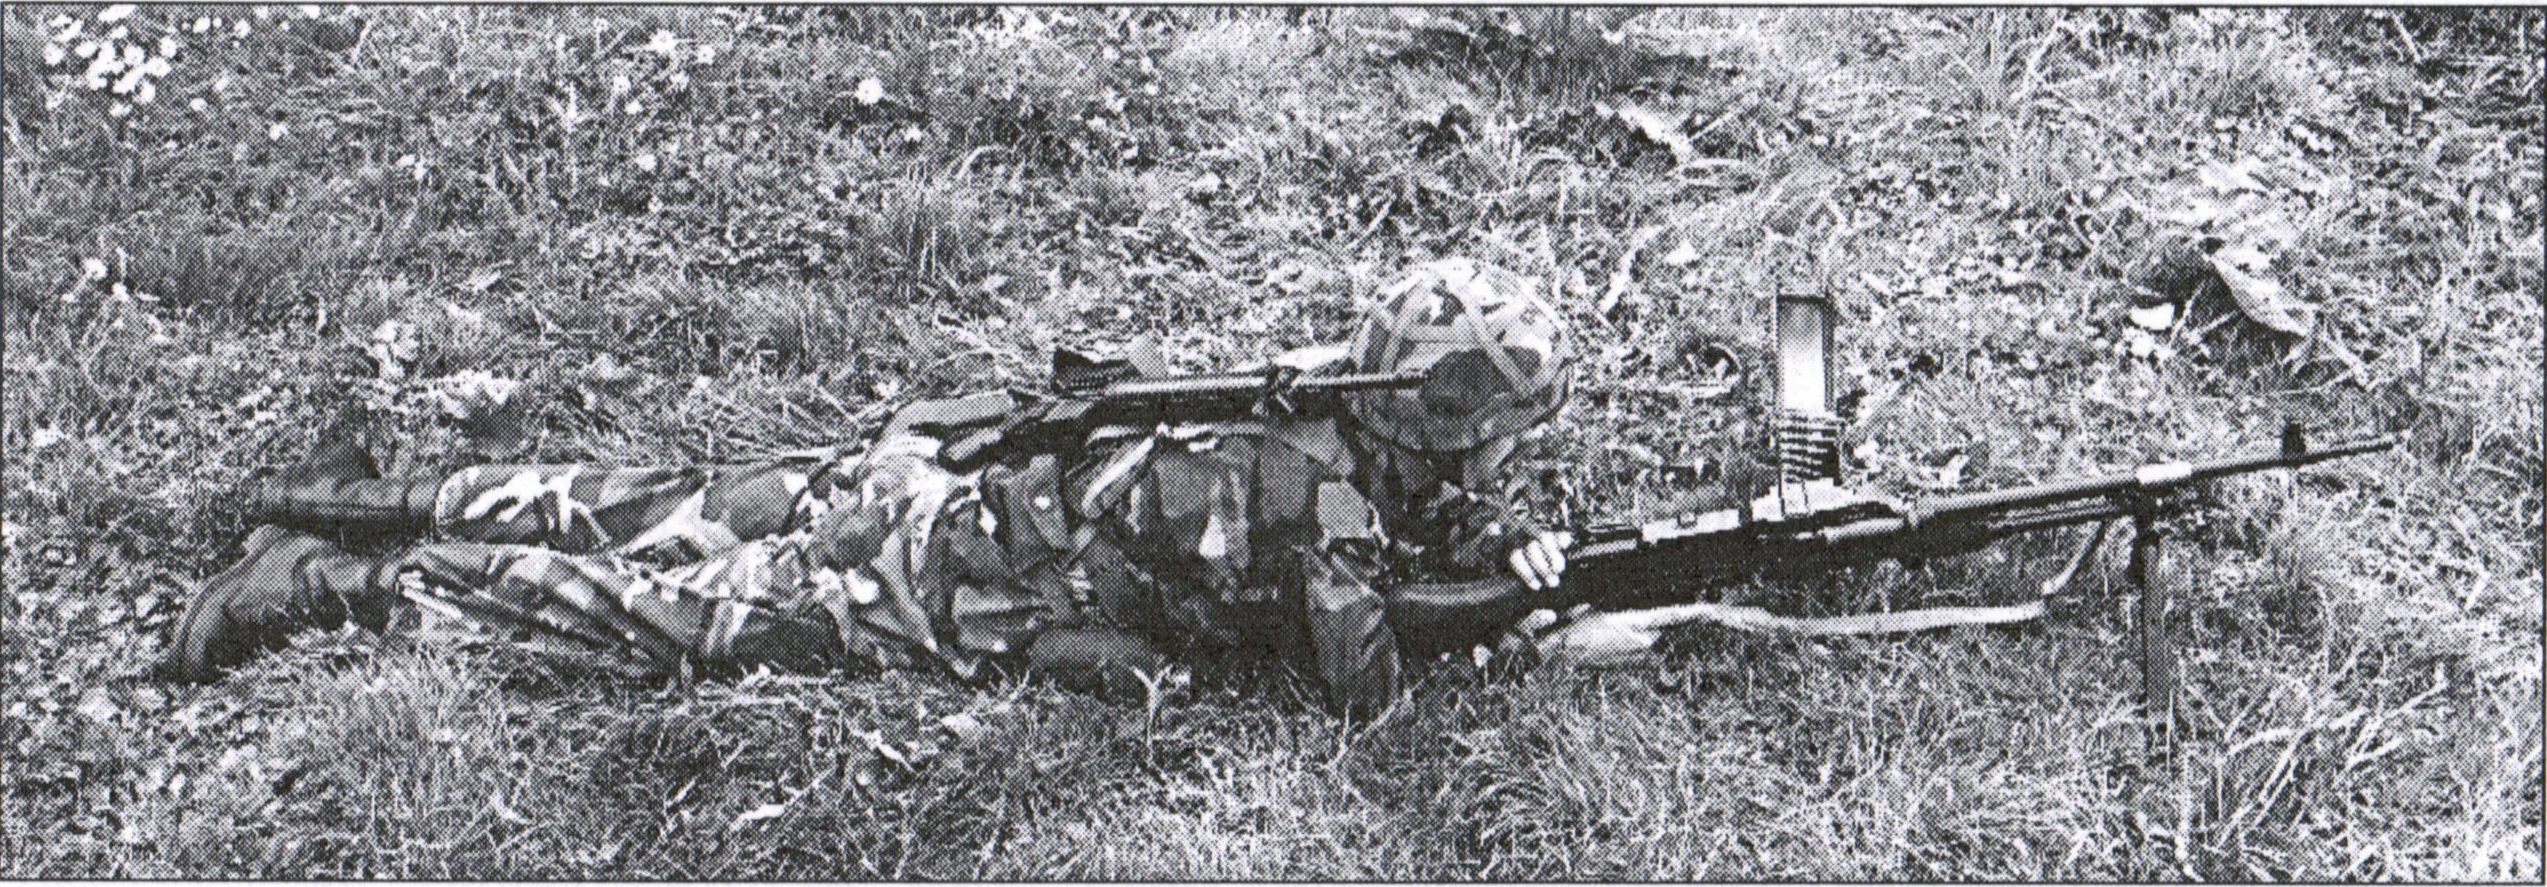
4,6 -> 2538,879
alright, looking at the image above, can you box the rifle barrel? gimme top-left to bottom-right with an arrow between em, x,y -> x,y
1097,369 -> 1428,401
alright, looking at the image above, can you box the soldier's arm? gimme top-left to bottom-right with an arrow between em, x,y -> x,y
1404,481 -> 1546,579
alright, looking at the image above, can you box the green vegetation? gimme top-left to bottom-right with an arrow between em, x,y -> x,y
5,6 -> 2538,879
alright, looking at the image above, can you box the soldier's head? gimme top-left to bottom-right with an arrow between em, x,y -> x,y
1345,258 -> 1574,489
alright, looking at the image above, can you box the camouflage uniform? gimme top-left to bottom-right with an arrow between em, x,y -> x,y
172,408 -> 1531,714
165,258 -> 1569,716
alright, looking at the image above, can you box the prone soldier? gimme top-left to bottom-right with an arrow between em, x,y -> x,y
160,258 -> 1586,715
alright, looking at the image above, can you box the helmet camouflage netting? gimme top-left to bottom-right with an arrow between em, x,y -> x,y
1347,258 -> 1575,453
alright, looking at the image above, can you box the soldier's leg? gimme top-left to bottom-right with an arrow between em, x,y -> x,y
162,530 -> 852,683
425,455 -> 839,556
389,541 -> 846,673
159,527 -> 404,682
256,441 -> 846,557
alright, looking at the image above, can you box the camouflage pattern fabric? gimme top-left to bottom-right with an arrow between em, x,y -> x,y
387,406 -> 1532,713
395,433 -> 1041,679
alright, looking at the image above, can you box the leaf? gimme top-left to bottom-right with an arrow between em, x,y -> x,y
490,789 -> 531,825
1605,441 -> 1663,465
2212,244 -> 2272,273
461,268 -> 503,294
75,689 -> 119,725
2208,257 -> 2311,335
939,712 -> 985,743
726,801 -> 788,832
2125,328 -> 2164,359
2197,158 -> 2266,195
1601,102 -> 1692,163
645,29 -> 681,59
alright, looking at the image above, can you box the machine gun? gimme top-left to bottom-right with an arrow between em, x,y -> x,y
1385,294 -> 2395,756
909,347 -> 1430,471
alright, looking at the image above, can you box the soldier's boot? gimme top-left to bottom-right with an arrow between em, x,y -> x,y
249,432 -> 445,533
157,526 -> 401,683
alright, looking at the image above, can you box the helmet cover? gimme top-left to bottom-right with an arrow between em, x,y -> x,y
1346,258 -> 1574,453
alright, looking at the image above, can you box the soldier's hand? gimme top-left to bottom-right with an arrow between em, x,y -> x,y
1505,531 -> 1572,591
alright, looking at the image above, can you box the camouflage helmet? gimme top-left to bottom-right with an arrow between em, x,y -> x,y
1346,258 -> 1574,453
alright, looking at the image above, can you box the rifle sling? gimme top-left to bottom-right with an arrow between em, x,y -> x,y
1604,599 -> 2051,638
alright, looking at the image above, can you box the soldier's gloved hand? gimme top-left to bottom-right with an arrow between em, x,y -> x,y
1504,531 -> 1572,591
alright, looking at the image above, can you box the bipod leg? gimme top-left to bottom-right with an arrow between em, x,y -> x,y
2129,511 -> 2180,766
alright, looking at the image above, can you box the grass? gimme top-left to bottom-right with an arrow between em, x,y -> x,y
4,5 -> 2540,879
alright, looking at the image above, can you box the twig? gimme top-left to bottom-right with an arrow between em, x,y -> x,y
1598,223 -> 1670,318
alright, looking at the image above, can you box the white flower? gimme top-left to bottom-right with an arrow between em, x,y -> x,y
633,152 -> 658,173
98,4 -> 137,24
610,72 -> 630,95
158,36 -> 179,57
189,97 -> 207,112
233,21 -> 252,39
191,17 -> 211,34
624,99 -> 643,115
267,121 -> 290,141
43,43 -> 65,67
693,43 -> 715,64
645,29 -> 680,59
81,258 -> 109,280
666,70 -> 688,89
132,79 -> 156,105
109,102 -> 131,118
72,39 -> 100,59
854,77 -> 884,106
298,4 -> 325,18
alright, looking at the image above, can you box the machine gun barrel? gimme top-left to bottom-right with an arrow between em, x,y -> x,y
1907,433 -> 2397,525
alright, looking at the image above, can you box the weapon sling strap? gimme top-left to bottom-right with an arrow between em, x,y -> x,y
1581,519 -> 2181,758
1613,520 -> 2112,638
